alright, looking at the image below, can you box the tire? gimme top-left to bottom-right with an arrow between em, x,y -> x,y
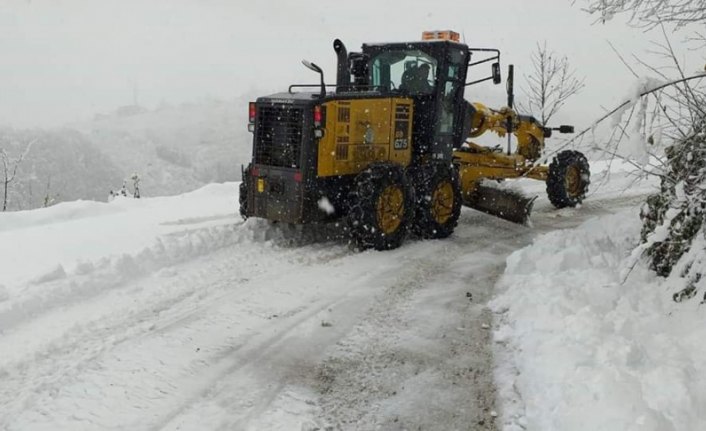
347,163 -> 414,251
410,162 -> 462,239
239,181 -> 249,220
546,150 -> 590,208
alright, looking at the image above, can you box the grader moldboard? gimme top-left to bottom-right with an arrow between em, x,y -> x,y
240,30 -> 590,250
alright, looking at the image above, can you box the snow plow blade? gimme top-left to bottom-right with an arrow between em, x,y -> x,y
463,184 -> 536,225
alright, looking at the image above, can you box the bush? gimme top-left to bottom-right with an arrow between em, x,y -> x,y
640,119 -> 706,301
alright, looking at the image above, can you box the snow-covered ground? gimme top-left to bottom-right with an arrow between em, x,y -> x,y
0,159 -> 674,430
1,182 -> 502,430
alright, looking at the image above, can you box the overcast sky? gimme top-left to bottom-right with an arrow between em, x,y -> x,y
0,0 -> 701,128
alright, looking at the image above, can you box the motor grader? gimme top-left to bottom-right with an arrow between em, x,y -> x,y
240,30 -> 590,250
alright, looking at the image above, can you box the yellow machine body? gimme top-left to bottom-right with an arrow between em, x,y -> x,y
452,102 -> 550,198
314,97 -> 549,195
313,96 -> 551,204
454,144 -> 548,197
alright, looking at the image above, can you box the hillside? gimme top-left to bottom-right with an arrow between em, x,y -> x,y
1,99 -> 253,211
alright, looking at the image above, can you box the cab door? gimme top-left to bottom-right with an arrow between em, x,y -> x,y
434,47 -> 470,156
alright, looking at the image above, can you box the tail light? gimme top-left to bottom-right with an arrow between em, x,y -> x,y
250,166 -> 260,177
249,102 -> 256,123
293,171 -> 303,182
314,105 -> 323,127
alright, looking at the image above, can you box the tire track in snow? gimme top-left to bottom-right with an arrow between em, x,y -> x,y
0,225 -> 351,430
156,251 -> 458,431
304,216 -> 515,431
150,293 -> 356,431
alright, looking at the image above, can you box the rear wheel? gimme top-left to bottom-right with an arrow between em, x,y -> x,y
410,163 -> 462,239
347,163 -> 414,251
239,181 -> 249,220
546,150 -> 590,208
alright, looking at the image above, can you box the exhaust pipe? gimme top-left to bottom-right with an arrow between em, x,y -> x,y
463,184 -> 536,225
333,39 -> 350,92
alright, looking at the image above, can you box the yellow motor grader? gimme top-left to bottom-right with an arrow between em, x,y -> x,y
240,30 -> 590,250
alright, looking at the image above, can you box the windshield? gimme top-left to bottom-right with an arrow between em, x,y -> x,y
371,49 -> 438,94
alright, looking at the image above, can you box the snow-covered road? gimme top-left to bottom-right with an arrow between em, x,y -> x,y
0,162 -> 654,430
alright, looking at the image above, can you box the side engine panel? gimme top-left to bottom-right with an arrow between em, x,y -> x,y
317,98 -> 414,177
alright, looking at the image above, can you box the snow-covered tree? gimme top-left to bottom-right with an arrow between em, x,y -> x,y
639,89 -> 706,302
579,0 -> 706,28
607,37 -> 706,301
519,42 -> 585,125
574,1 -> 706,303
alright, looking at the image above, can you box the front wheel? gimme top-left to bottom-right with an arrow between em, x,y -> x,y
546,150 -> 590,208
410,162 -> 462,239
347,163 -> 414,251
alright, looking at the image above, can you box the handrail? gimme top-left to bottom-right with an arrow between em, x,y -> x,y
288,84 -> 338,94
288,84 -> 386,94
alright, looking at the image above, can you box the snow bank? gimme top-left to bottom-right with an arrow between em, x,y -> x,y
0,183 -> 248,328
0,182 -> 238,287
491,209 -> 706,431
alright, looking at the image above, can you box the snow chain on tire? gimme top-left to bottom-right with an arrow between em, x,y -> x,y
546,150 -> 590,208
239,181 -> 249,220
409,162 -> 462,239
346,163 -> 414,251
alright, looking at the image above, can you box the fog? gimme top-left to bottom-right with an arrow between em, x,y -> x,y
0,0 -> 697,129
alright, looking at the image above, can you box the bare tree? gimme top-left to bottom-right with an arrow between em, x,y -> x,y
577,0 -> 706,28
519,42 -> 585,125
1,139 -> 34,211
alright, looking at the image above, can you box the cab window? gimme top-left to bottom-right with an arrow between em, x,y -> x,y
439,49 -> 467,133
371,50 -> 438,94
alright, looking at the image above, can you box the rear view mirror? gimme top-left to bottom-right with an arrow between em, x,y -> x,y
302,60 -> 323,74
492,62 -> 501,85
301,59 -> 326,98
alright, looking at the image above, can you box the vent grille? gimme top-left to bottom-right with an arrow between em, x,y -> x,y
255,105 -> 303,168
336,143 -> 349,160
338,107 -> 351,123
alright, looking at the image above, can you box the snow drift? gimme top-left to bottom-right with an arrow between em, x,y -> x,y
491,209 -> 706,431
